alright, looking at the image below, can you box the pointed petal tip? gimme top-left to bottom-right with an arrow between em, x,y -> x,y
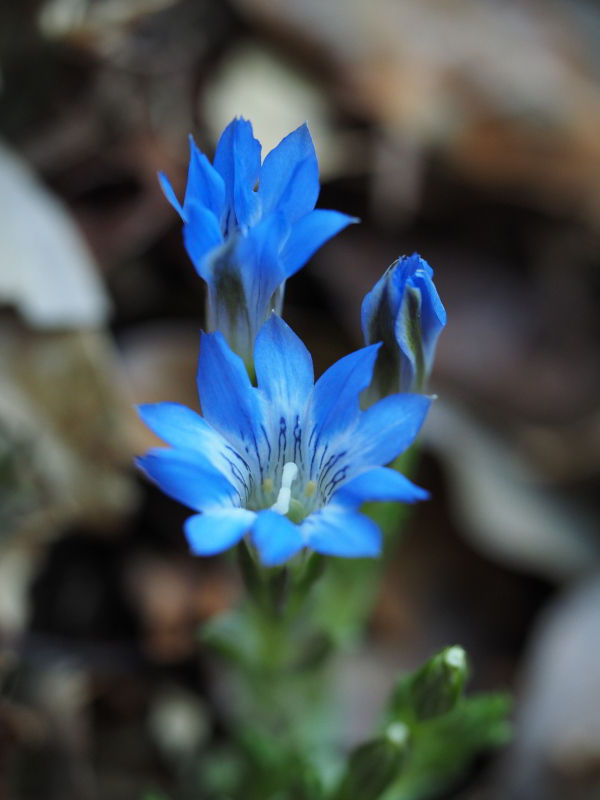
187,133 -> 204,163
134,449 -> 172,477
199,327 -> 226,351
136,402 -> 157,429
260,311 -> 289,335
281,209 -> 360,277
136,401 -> 158,416
338,212 -> 360,225
226,116 -> 256,137
287,120 -> 313,144
158,171 -> 185,219
198,329 -> 228,374
333,467 -> 430,507
317,210 -> 360,228
399,481 -> 431,503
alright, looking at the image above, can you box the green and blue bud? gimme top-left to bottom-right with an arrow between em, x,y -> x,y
361,254 -> 446,403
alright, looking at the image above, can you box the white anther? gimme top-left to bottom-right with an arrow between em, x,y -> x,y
271,462 -> 299,515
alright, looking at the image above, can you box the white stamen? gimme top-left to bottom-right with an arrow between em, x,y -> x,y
271,462 -> 299,515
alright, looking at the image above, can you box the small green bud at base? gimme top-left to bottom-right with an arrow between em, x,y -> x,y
393,645 -> 468,722
332,723 -> 410,800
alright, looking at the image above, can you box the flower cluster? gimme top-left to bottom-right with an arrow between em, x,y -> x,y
138,119 -> 446,564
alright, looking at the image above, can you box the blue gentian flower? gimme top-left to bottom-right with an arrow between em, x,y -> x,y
136,315 -> 431,566
159,119 -> 356,370
361,254 -> 446,403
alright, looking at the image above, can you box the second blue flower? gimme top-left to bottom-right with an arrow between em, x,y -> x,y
160,119 -> 356,371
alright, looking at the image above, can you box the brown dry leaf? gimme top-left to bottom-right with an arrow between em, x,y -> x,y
235,0 -> 600,225
0,323 -> 138,544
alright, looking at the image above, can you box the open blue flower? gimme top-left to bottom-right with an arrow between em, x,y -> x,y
159,119 -> 356,369
362,254 -> 446,403
136,315 -> 431,566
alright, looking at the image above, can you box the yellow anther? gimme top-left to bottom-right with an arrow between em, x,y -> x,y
304,481 -> 317,498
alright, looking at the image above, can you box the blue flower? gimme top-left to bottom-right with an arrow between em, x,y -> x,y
159,119 -> 356,369
136,315 -> 431,566
361,254 -> 446,402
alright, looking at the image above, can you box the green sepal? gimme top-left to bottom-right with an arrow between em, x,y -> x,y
389,646 -> 469,723
332,723 -> 410,800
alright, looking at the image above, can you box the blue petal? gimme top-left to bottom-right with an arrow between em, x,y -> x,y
234,212 -> 289,320
393,289 -> 419,389
311,344 -> 381,440
213,118 -> 261,229
360,264 -> 402,344
201,214 -> 289,369
352,393 -> 431,467
197,330 -> 265,449
136,448 -> 237,511
251,510 -> 305,566
281,209 -> 357,277
158,172 -> 185,220
258,124 -> 319,222
360,278 -> 381,343
254,315 -> 313,411
137,403 -> 251,493
183,201 -> 224,280
333,467 -> 429,507
203,216 -> 288,371
184,136 -> 226,219
419,272 -> 446,330
184,508 -> 256,556
413,271 -> 446,371
302,507 -> 381,557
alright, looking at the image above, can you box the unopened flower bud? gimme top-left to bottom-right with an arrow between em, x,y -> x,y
391,645 -> 469,722
332,722 -> 410,800
361,254 -> 446,402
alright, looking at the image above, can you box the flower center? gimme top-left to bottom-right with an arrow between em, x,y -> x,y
271,461 -> 298,515
247,453 -> 324,523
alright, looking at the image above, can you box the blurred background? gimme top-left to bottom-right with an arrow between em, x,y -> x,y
0,0 -> 599,798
